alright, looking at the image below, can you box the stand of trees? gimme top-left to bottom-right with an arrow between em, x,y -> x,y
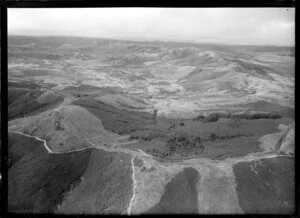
194,111 -> 282,123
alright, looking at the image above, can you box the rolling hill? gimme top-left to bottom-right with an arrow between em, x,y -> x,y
7,35 -> 295,214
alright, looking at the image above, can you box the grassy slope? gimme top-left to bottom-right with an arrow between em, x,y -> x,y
8,133 -> 91,213
73,97 -> 156,134
233,156 -> 294,214
8,87 -> 63,120
236,101 -> 294,118
57,148 -> 133,214
125,118 -> 292,159
75,97 -> 293,161
8,132 -> 133,214
146,167 -> 199,214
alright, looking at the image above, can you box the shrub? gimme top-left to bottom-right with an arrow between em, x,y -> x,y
194,115 -> 204,120
268,112 -> 282,119
231,112 -> 281,119
55,123 -> 65,131
129,130 -> 165,141
194,136 -> 201,143
129,135 -> 139,140
195,111 -> 282,121
165,132 -> 204,157
177,135 -> 187,142
203,113 -> 220,123
168,124 -> 176,130
209,133 -> 217,140
179,122 -> 185,126
153,109 -> 158,121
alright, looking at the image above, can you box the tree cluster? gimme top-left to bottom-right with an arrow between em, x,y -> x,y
194,111 -> 282,123
148,133 -> 205,158
166,134 -> 204,156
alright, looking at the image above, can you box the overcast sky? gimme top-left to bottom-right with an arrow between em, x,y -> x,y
8,8 -> 295,46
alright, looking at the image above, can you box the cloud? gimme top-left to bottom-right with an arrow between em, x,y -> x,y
8,8 -> 295,46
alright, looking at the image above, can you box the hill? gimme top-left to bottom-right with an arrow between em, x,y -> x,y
7,35 -> 295,214
8,132 -> 133,214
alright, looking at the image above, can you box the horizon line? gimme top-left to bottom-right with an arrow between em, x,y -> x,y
8,34 -> 295,48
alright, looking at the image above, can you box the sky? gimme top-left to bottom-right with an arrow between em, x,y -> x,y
8,8 -> 295,46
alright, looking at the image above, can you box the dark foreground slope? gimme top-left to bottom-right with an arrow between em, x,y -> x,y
8,133 -> 90,213
8,133 -> 133,214
233,156 -> 294,214
146,167 -> 199,214
57,147 -> 133,214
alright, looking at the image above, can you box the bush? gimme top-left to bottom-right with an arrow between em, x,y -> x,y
179,122 -> 185,126
203,113 -> 220,123
129,130 -> 165,141
165,132 -> 205,157
195,111 -> 282,122
209,133 -> 217,140
177,135 -> 187,142
129,135 -> 139,140
194,115 -> 204,120
231,112 -> 281,119
168,124 -> 176,130
195,112 -> 230,121
152,109 -> 158,123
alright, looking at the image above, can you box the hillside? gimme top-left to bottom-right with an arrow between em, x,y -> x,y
8,35 -> 294,119
8,132 -> 133,214
8,35 -> 295,214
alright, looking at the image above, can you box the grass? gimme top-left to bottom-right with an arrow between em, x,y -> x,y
8,81 -> 41,90
233,156 -> 294,214
8,88 -> 29,105
146,167 -> 199,214
125,117 -> 291,160
9,51 -> 61,60
57,148 -> 133,214
8,133 -> 92,213
100,93 -> 292,161
8,87 -> 63,120
233,101 -> 295,118
73,97 -> 156,134
8,132 -> 133,214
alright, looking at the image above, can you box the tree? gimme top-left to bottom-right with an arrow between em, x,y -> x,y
195,115 -> 204,120
204,113 -> 220,122
153,109 -> 158,124
209,133 -> 217,141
